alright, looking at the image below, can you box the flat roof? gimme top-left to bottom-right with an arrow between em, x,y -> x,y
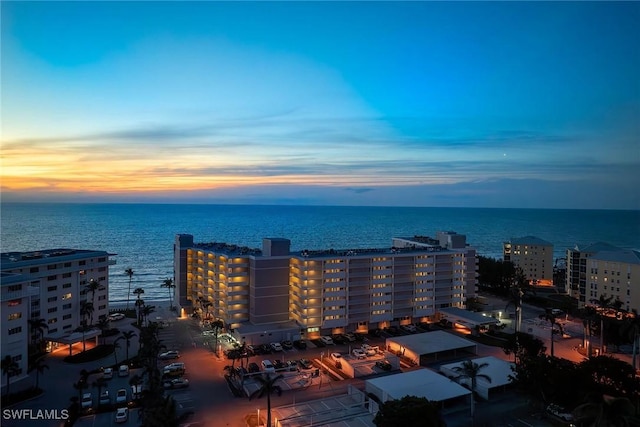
438,307 -> 500,327
366,368 -> 471,402
272,393 -> 375,427
439,356 -> 515,389
386,330 -> 477,355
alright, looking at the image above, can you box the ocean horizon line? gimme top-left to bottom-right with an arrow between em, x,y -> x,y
2,201 -> 637,213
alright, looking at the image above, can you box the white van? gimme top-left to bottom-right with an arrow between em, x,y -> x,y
261,359 -> 275,373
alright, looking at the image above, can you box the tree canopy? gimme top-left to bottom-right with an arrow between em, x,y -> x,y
373,395 -> 446,427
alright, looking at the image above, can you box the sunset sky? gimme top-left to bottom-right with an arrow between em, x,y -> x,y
2,1 -> 639,209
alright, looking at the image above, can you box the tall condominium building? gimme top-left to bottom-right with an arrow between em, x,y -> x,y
503,236 -> 553,284
566,243 -> 639,310
566,242 -> 621,304
174,232 -> 477,342
1,249 -> 114,389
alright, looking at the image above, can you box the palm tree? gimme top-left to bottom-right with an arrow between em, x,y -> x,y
211,319 -> 224,357
249,373 -> 284,427
80,301 -> 94,327
539,309 -> 564,357
72,379 -> 88,403
202,301 -> 213,321
573,394 -> 636,427
591,294 -> 614,354
135,298 -> 145,326
86,278 -> 101,304
505,266 -> 532,334
113,339 -> 121,365
161,278 -> 176,310
28,356 -> 49,390
28,318 -> 49,351
125,268 -> 134,311
142,305 -> 156,327
92,377 -> 108,404
451,360 -> 492,419
2,355 -> 19,397
133,287 -> 145,325
623,309 -> 640,372
117,331 -> 137,362
96,317 -> 110,345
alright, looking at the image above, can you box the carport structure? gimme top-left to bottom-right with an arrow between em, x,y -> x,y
272,385 -> 375,427
385,330 -> 477,365
438,307 -> 500,330
439,356 -> 515,400
46,328 -> 102,356
365,368 -> 471,409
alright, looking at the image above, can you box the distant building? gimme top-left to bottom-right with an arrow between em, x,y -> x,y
585,249 -> 640,312
174,232 -> 477,342
503,236 -> 553,285
1,249 -> 114,389
566,242 -> 622,306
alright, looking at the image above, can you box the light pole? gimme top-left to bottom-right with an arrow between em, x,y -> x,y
257,408 -> 261,426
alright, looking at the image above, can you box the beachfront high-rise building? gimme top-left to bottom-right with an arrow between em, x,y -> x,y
503,236 -> 553,285
1,249 -> 114,389
174,232 -> 477,342
566,243 -> 640,310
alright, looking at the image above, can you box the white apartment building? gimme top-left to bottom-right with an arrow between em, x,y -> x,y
1,249 -> 114,388
566,242 -> 622,306
174,232 -> 477,341
585,249 -> 640,312
503,236 -> 553,284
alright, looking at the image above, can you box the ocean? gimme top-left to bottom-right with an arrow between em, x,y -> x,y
1,203 -> 638,303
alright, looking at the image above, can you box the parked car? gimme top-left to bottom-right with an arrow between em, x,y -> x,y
163,378 -> 190,389
159,350 -> 180,360
115,407 -> 128,424
99,391 -> 110,405
343,333 -> 356,342
361,344 -> 378,356
401,324 -> 417,333
270,342 -> 283,352
332,334 -> 346,344
102,367 -> 113,379
274,360 -> 287,371
81,393 -> 93,409
115,388 -> 127,404
108,313 -> 125,321
320,336 -> 334,345
330,352 -> 342,361
261,359 -> 275,373
163,362 -> 185,377
293,339 -> 307,350
298,359 -> 312,370
286,360 -> 298,371
259,344 -> 272,354
352,349 -> 366,359
248,362 -> 260,373
118,365 -> 129,377
376,360 -> 393,371
281,340 -> 293,350
546,404 -> 573,421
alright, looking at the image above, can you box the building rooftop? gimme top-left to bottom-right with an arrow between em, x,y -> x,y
508,236 -> 553,246
1,249 -> 113,269
590,249 -> 640,265
192,233 -> 470,259
366,368 -> 471,402
573,242 -> 621,253
386,330 -> 477,355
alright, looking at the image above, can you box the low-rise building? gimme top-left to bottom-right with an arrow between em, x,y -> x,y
503,236 -> 553,285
